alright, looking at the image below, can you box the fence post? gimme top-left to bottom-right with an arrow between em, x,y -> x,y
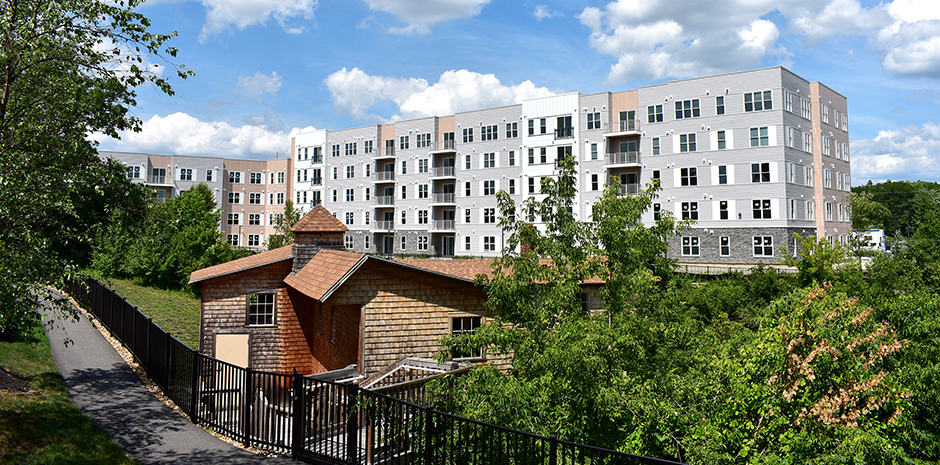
291,369 -> 304,460
346,384 -> 359,464
190,352 -> 201,424
424,405 -> 433,465
549,435 -> 557,465
243,367 -> 253,448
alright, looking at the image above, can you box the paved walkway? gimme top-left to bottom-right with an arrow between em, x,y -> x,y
43,300 -> 295,465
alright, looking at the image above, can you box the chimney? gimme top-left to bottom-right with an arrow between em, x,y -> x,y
289,205 -> 348,273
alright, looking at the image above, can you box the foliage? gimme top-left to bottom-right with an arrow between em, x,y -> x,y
852,180 -> 940,237
781,233 -> 846,287
268,199 -> 302,249
92,183 -> 250,292
0,0 -> 190,334
849,191 -> 892,232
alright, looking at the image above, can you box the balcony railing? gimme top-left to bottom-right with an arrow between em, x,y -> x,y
616,184 -> 641,196
434,139 -> 456,151
604,119 -> 640,133
148,175 -> 167,184
382,146 -> 395,157
311,155 -> 323,163
431,193 -> 456,204
373,171 -> 395,182
605,151 -> 640,165
431,166 -> 455,177
311,177 -> 322,186
373,196 -> 395,206
432,220 -> 456,231
555,127 -> 574,139
374,220 -> 394,231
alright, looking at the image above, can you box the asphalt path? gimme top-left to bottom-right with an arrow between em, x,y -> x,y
43,300 -> 294,464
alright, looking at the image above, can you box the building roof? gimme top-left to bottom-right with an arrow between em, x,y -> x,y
290,204 -> 348,233
189,245 -> 293,284
393,258 -> 495,282
283,249 -> 366,302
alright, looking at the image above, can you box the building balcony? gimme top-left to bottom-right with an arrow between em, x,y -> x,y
554,127 -> 574,139
604,120 -> 640,135
311,155 -> 323,164
372,171 -> 395,182
372,147 -> 396,159
373,196 -> 395,206
430,193 -> 456,205
430,166 -> 456,178
604,151 -> 640,167
615,184 -> 641,196
373,221 -> 394,232
430,139 -> 456,153
311,177 -> 322,186
431,220 -> 456,232
148,175 -> 170,185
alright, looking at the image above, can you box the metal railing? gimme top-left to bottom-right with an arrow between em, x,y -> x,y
432,220 -> 456,231
435,139 -> 456,151
311,177 -> 322,186
605,120 -> 640,133
554,127 -> 574,139
431,166 -> 455,177
373,220 -> 394,231
431,193 -> 455,204
616,184 -> 641,196
64,278 -> 686,465
605,151 -> 640,165
373,195 -> 395,206
148,175 -> 167,184
373,171 -> 395,182
383,146 -> 395,157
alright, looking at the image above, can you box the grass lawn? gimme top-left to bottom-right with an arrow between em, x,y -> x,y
0,324 -> 135,465
96,278 -> 201,350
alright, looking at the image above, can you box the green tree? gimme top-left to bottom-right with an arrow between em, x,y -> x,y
268,199 -> 301,249
781,233 -> 846,286
0,0 -> 190,334
849,191 -> 891,232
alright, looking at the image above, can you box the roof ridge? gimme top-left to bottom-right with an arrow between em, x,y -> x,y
290,204 -> 348,233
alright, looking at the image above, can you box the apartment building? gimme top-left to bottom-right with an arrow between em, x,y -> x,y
291,67 -> 851,264
99,151 -> 294,251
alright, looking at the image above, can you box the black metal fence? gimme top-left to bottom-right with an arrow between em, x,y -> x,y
65,278 -> 685,465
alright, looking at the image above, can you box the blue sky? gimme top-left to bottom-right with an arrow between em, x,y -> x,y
96,0 -> 940,185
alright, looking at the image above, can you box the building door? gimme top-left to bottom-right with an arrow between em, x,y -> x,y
383,235 -> 394,254
620,173 -> 638,185
442,237 -> 455,257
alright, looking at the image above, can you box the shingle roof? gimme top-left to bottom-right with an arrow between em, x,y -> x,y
283,249 -> 366,302
393,258 -> 495,282
188,245 -> 293,284
290,204 -> 348,233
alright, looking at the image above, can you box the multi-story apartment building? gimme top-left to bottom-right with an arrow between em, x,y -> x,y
291,67 -> 851,264
99,151 -> 294,251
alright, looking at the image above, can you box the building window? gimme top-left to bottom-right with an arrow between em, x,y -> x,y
826,201 -> 833,220
401,160 -> 408,175
682,237 -> 700,256
462,128 -> 474,143
126,166 -> 141,179
365,188 -> 370,201
401,185 -> 407,199
346,189 -> 355,202
822,136 -> 831,156
592,174 -> 599,190
751,163 -> 770,183
744,91 -> 772,112
465,181 -> 471,197
248,213 -> 261,226
587,112 -> 601,130
528,119 -> 534,135
364,235 -> 371,249
451,316 -> 482,360
752,199 -> 772,219
345,166 -> 354,178
821,103 -> 830,124
528,148 -> 535,164
249,193 -> 262,205
228,192 -> 240,204
680,167 -> 698,186
484,180 -> 496,195
481,125 -> 498,141
484,152 -> 496,168
784,91 -> 793,112
540,118 -> 547,134
718,165 -> 728,184
540,148 -> 547,164
248,293 -> 275,326
345,212 -> 354,225
652,137 -> 660,155
401,211 -> 407,224
591,143 -> 598,160
179,168 -> 193,181
806,200 -> 815,220
509,179 -> 516,195
719,200 -> 729,220
483,236 -> 496,251
465,209 -> 471,223
675,99 -> 700,119
229,171 -> 241,184
789,199 -> 797,219
465,236 -> 471,251
365,212 -> 370,225
206,169 -> 213,182
529,177 -> 535,194
344,236 -> 353,249
719,236 -> 730,256
506,122 -> 518,138
750,127 -> 769,147
753,236 -> 774,256
653,203 -> 661,221
419,159 -> 428,173
400,236 -> 407,250
418,210 -> 428,224
416,133 -> 431,148
824,169 -> 832,188
716,96 -> 725,115
399,136 -> 409,150
681,202 -> 698,220
418,184 -> 428,199
484,208 -> 496,224
417,236 -> 429,251
227,234 -> 238,246
364,140 -> 373,154
680,133 -> 696,152
647,105 -> 663,123
717,130 -> 726,150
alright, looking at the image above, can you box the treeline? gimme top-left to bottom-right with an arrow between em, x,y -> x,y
432,165 -> 940,464
853,180 -> 940,236
92,183 -> 252,292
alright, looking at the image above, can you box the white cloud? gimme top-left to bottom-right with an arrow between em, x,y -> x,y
198,0 -> 317,41
237,71 -> 283,99
362,0 -> 490,34
851,122 -> 940,183
324,68 -> 554,122
533,5 -> 561,21
93,112 -> 312,159
787,0 -> 891,44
